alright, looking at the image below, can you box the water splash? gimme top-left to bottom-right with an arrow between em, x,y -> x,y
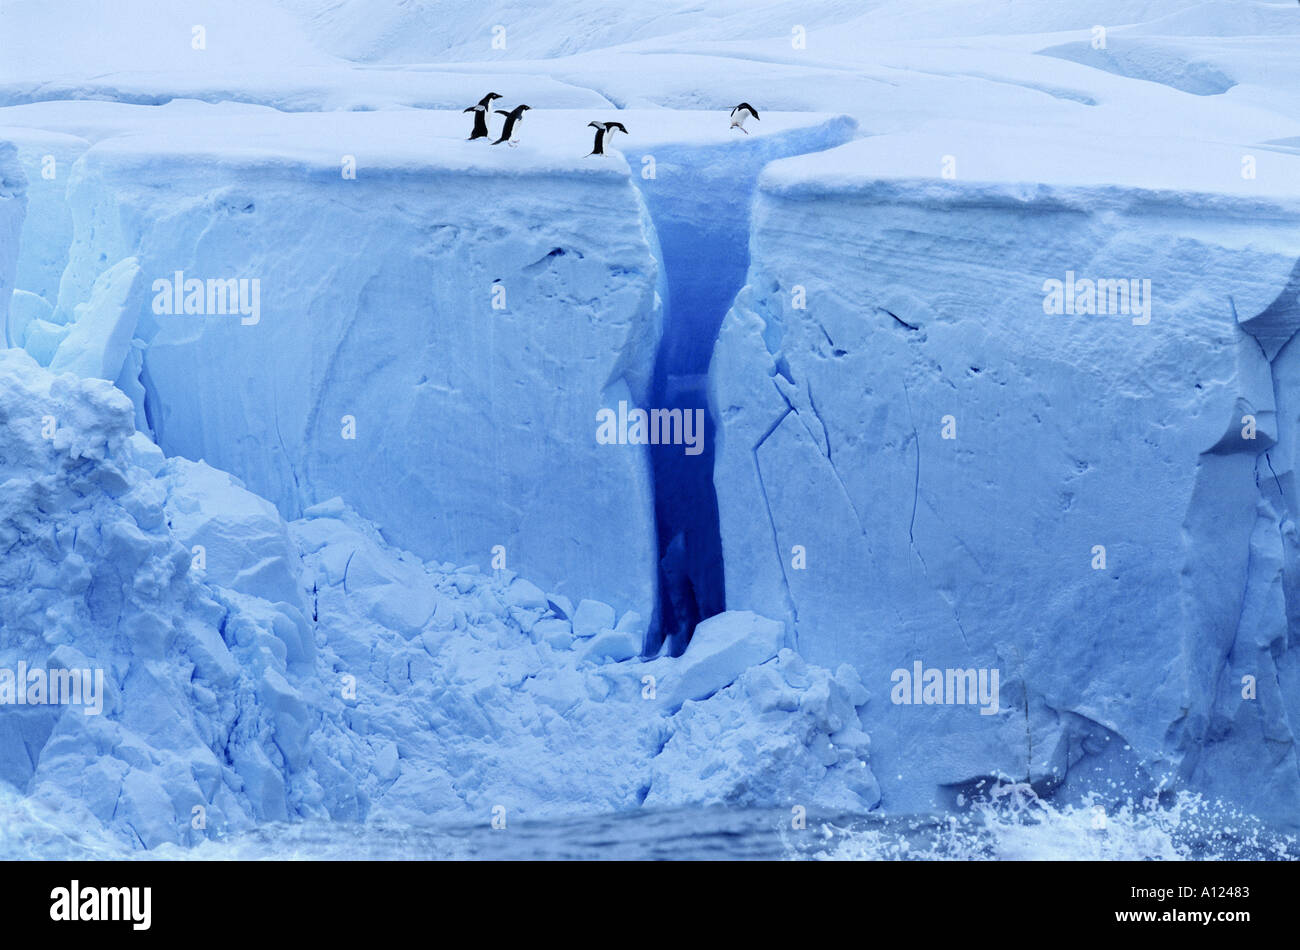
809,783 -> 1296,861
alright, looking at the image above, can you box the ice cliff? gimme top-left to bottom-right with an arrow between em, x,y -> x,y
43,105 -> 664,624
0,143 -> 23,337
2,100 -> 853,644
710,124 -> 1300,826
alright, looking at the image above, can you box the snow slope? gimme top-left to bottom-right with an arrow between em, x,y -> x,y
0,0 -> 610,111
278,0 -> 867,64
710,124 -> 1300,824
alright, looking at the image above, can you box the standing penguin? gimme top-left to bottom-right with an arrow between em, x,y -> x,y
464,92 -> 502,140
729,102 -> 760,133
492,104 -> 531,146
586,120 -> 628,156
464,105 -> 490,140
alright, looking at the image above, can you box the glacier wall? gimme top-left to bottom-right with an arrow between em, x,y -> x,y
52,111 -> 663,623
710,134 -> 1300,825
0,142 -> 24,336
1,126 -> 88,306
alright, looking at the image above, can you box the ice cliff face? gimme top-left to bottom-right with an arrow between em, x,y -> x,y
8,102 -> 854,646
3,127 -> 88,307
710,128 -> 1300,826
0,142 -> 23,338
0,347 -> 876,850
50,107 -> 662,624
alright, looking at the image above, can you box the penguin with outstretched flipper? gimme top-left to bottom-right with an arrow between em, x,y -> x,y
586,120 -> 628,156
464,93 -> 502,140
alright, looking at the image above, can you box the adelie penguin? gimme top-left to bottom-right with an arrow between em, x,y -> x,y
586,120 -> 628,156
729,102 -> 760,133
464,92 -> 502,141
492,104 -> 531,146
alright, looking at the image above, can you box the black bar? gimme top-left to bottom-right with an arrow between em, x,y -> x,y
0,859 -> 1286,937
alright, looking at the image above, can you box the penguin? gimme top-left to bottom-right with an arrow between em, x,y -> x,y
464,93 -> 502,140
586,120 -> 628,156
464,105 -> 490,140
729,102 -> 760,133
492,104 -> 531,146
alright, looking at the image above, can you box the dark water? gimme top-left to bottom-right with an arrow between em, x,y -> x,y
4,786 -> 1295,860
146,796 -> 1295,861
